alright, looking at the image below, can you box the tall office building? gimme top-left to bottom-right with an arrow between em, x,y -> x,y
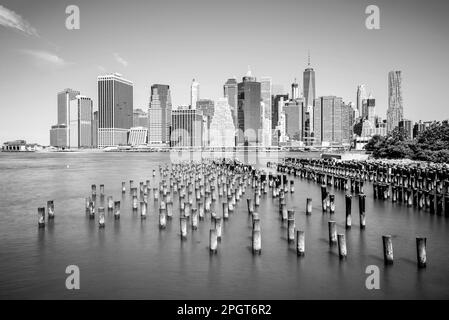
387,71 -> 403,133
171,109 -> 203,147
224,78 -> 238,127
92,111 -> 98,148
133,108 -> 148,127
284,98 -> 304,141
303,55 -> 316,108
57,88 -> 80,126
313,96 -> 343,145
97,73 -> 133,147
272,94 -> 289,130
366,94 -> 376,124
148,84 -> 172,144
190,79 -> 200,109
68,95 -> 93,148
196,99 -> 215,146
356,85 -> 367,117
237,69 -> 262,145
209,98 -> 236,148
291,79 -> 300,100
50,125 -> 68,148
341,103 -> 353,144
260,76 -> 272,146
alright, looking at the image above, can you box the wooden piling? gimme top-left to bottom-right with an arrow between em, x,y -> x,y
345,194 -> 352,229
38,207 -> 45,228
209,229 -> 218,253
382,235 -> 394,265
47,200 -> 54,220
416,237 -> 427,268
328,221 -> 337,245
114,201 -> 120,219
296,230 -> 305,256
337,234 -> 347,259
306,198 -> 312,215
98,207 -> 105,228
359,193 -> 366,229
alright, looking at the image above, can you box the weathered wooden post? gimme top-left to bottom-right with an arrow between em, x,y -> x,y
306,198 -> 312,215
328,221 -> 337,245
107,196 -> 113,211
100,184 -> 105,196
290,180 -> 294,193
222,202 -> 229,220
416,237 -> 427,268
189,208 -> 197,230
47,200 -> 55,220
209,229 -> 218,253
337,234 -> 347,259
287,217 -> 295,243
114,201 -> 120,219
329,194 -> 335,214
214,216 -> 223,240
197,201 -> 204,220
38,207 -> 45,228
129,180 -> 134,193
241,197 -> 251,215
321,185 -> 327,212
359,193 -> 366,229
91,184 -> 97,197
296,230 -> 305,256
153,188 -> 159,201
122,181 -> 126,193
382,235 -> 394,265
180,216 -> 187,238
89,200 -> 95,219
252,229 -> 262,254
85,197 -> 91,213
98,207 -> 105,228
140,201 -> 147,219
345,194 -> 352,229
227,195 -> 234,212
132,195 -> 138,210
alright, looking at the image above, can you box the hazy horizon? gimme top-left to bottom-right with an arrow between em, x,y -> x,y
1,0 -> 449,145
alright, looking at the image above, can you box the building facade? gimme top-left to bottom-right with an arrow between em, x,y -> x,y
224,78 -> 238,127
148,84 -> 172,144
190,79 -> 200,109
133,108 -> 148,127
237,70 -> 262,145
284,98 -> 304,141
68,95 -> 93,148
303,60 -> 316,108
386,71 -> 403,133
398,119 -> 413,140
97,73 -> 133,147
260,76 -> 272,146
171,109 -> 203,147
50,124 -> 68,148
128,127 -> 148,146
209,98 -> 236,148
313,96 -> 343,145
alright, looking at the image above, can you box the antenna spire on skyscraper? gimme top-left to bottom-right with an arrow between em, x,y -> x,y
308,50 -> 311,66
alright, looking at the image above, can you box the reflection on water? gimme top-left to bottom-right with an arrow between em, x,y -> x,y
0,152 -> 449,299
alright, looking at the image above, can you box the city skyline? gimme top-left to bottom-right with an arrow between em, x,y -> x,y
1,0 -> 449,144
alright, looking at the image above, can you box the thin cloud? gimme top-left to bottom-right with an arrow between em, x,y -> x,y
20,49 -> 69,67
113,53 -> 128,67
0,5 -> 39,37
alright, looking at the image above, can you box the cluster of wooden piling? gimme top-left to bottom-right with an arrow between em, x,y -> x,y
36,200 -> 55,228
37,157 -> 430,268
279,158 -> 449,217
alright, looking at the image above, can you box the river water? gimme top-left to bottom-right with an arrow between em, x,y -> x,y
0,152 -> 448,299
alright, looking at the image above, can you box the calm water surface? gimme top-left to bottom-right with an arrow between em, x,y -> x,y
0,152 -> 449,299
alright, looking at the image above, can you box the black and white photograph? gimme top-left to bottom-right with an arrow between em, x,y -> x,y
0,0 -> 449,312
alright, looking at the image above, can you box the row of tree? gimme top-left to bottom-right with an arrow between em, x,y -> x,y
364,121 -> 449,163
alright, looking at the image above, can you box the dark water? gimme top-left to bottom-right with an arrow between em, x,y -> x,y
0,152 -> 449,299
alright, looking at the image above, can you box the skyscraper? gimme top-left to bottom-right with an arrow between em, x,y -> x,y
260,76 -> 272,146
68,95 -> 93,148
303,54 -> 316,108
313,96 -> 343,145
237,69 -> 262,145
97,73 -> 133,147
284,98 -> 304,141
171,109 -> 203,147
224,78 -> 238,127
341,103 -> 353,144
366,94 -> 376,125
398,119 -> 413,140
356,85 -> 367,117
209,98 -> 236,148
190,79 -> 200,109
387,71 -> 403,133
291,79 -> 300,100
148,84 -> 172,144
272,94 -> 289,130
57,88 -> 80,126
